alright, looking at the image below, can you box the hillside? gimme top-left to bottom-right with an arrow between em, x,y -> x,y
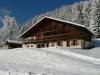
0,47 -> 100,75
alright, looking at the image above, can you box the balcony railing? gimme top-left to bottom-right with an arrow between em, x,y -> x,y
23,33 -> 83,43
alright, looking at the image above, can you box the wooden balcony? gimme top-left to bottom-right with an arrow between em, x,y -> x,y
23,37 -> 34,43
23,32 -> 90,44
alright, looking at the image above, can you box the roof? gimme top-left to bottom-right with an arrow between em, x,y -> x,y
20,16 -> 94,37
6,39 -> 22,44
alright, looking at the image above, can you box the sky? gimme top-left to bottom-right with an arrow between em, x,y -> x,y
0,0 -> 80,27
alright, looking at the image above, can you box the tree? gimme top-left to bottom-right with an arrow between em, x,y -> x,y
89,0 -> 100,36
0,15 -> 20,45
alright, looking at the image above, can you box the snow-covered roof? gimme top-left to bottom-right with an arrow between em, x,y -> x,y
6,39 -> 22,44
20,16 -> 94,37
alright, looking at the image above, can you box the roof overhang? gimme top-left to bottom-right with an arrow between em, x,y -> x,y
20,16 -> 95,37
6,39 -> 22,45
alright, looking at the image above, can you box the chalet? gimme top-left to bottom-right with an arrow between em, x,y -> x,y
20,16 -> 95,49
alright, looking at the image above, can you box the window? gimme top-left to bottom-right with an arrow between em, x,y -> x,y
31,45 -> 33,47
51,42 -> 55,47
46,43 -> 49,47
37,43 -> 45,48
57,41 -> 62,46
27,45 -> 29,47
66,41 -> 70,47
41,43 -> 45,47
28,39 -> 31,42
72,40 -> 78,46
37,44 -> 41,48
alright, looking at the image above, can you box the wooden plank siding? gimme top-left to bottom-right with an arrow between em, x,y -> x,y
21,16 -> 94,48
24,20 -> 92,44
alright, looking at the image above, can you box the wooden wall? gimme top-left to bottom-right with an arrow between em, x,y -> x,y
23,19 -> 93,44
30,21 -> 92,43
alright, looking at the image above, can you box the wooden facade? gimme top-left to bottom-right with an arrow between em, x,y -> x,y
20,16 -> 94,49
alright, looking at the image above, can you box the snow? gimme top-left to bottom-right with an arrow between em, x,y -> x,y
43,47 -> 100,65
58,38 -> 100,59
0,39 -> 99,75
6,39 -> 22,44
0,47 -> 99,75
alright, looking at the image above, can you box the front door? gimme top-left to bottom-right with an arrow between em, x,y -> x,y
66,41 -> 70,47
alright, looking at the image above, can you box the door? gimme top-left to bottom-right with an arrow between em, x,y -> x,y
66,41 -> 70,47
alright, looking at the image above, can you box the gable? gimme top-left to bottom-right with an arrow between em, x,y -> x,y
20,16 -> 94,38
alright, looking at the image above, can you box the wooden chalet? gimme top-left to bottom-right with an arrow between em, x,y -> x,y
20,16 -> 94,49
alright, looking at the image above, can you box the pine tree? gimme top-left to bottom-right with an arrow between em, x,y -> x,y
89,0 -> 100,37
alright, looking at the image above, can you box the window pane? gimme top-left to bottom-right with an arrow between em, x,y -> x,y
51,42 -> 55,47
66,41 -> 70,47
72,40 -> 78,46
46,43 -> 49,47
57,41 -> 62,46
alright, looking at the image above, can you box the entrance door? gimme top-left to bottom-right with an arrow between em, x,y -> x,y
66,41 -> 70,47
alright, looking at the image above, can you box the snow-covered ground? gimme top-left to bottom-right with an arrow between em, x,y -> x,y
0,48 -> 99,75
58,39 -> 100,59
0,39 -> 100,75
